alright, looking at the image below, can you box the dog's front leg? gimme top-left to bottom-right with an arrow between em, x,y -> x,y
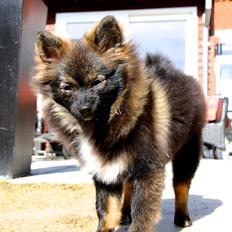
129,170 -> 165,232
94,178 -> 123,232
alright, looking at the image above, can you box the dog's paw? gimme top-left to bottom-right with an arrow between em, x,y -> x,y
174,212 -> 192,227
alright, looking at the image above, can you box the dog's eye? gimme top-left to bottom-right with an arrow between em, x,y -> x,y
105,68 -> 116,78
63,84 -> 72,91
93,75 -> 105,86
93,79 -> 102,86
60,83 -> 73,96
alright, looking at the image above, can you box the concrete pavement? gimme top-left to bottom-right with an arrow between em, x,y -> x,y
9,156 -> 232,232
10,157 -> 92,184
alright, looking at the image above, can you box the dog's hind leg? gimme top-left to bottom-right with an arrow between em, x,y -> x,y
172,132 -> 202,227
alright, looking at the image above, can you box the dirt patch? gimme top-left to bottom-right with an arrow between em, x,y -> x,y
0,182 -> 97,232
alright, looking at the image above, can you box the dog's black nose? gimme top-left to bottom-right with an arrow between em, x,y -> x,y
78,106 -> 92,121
79,106 -> 90,113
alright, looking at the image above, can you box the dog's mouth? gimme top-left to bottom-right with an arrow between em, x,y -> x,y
81,115 -> 94,121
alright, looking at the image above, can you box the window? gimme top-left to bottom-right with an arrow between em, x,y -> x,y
218,63 -> 232,111
56,7 -> 198,77
221,44 -> 232,55
215,29 -> 232,111
129,17 -> 186,70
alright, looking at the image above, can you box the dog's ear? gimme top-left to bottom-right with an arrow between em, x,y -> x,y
86,16 -> 123,52
36,31 -> 66,63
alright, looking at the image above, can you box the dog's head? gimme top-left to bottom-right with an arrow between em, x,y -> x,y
33,16 -> 147,130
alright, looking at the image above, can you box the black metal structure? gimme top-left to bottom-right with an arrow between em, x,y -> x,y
0,0 -> 47,178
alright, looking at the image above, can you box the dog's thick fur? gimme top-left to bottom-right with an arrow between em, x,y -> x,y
32,16 -> 206,232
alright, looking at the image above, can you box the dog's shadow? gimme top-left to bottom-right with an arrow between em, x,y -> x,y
116,195 -> 222,232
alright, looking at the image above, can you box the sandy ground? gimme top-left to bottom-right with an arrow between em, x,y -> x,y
0,182 -> 97,232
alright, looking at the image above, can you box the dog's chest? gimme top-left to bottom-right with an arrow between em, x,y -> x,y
79,137 -> 127,184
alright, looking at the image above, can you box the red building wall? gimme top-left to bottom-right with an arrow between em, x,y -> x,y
214,0 -> 232,30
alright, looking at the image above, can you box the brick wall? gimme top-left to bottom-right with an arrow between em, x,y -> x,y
208,36 -> 219,96
214,0 -> 232,30
198,14 -> 204,85
45,24 -> 55,32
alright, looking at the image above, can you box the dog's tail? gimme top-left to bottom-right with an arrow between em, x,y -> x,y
145,53 -> 177,79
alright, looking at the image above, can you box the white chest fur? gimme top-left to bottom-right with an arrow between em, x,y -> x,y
79,137 -> 127,184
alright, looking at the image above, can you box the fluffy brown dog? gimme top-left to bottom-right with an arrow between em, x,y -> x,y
32,16 -> 206,232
